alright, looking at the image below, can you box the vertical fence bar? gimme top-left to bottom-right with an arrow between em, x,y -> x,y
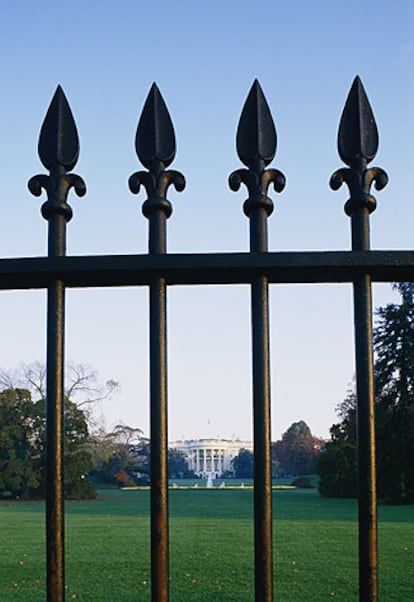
148,274 -> 168,594
330,76 -> 388,602
129,83 -> 185,602
149,215 -> 169,602
46,221 -> 66,602
353,272 -> 377,600
229,80 -> 285,601
250,204 -> 273,601
251,273 -> 273,600
352,208 -> 377,601
28,86 -> 86,602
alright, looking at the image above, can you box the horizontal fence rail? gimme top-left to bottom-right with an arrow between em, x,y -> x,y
1,251 -> 414,288
1,73 -> 410,602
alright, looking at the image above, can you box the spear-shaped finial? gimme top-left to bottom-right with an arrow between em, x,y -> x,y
229,80 -> 285,251
135,82 -> 176,170
129,83 -> 185,225
38,85 -> 80,172
337,76 -> 379,169
28,86 -> 86,224
236,78 -> 277,169
330,76 -> 388,222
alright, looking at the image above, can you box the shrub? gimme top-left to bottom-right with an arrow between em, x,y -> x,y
316,440 -> 357,498
291,476 -> 314,488
112,469 -> 136,488
66,478 -> 97,500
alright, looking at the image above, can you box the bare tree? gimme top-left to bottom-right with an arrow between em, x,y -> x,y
0,361 -> 119,417
64,363 -> 119,408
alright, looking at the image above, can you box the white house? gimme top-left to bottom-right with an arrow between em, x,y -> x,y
169,437 -> 253,478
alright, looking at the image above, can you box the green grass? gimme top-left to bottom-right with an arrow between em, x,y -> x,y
0,487 -> 412,601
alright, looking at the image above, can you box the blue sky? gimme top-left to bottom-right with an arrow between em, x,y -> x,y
0,0 -> 413,440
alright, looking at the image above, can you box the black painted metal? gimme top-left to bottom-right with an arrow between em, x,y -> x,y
330,76 -> 388,602
352,274 -> 377,600
229,80 -> 286,601
1,251 -> 414,289
129,83 -> 185,602
29,86 -> 86,602
18,76 -> 402,601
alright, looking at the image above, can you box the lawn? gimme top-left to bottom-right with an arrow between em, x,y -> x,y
0,485 -> 412,601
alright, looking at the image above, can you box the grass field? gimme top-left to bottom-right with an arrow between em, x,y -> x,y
0,485 -> 412,601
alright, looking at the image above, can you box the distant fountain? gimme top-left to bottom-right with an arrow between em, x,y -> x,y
206,473 -> 214,488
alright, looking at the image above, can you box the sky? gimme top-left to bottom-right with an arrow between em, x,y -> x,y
0,0 -> 413,442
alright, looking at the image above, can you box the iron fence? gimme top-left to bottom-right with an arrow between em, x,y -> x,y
2,76 -> 412,602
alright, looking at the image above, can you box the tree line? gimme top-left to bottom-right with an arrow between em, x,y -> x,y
205,282 -> 414,504
317,283 -> 414,504
0,363 -> 195,499
0,362 -> 319,497
0,363 -> 119,500
232,421 -> 321,479
0,361 -> 331,498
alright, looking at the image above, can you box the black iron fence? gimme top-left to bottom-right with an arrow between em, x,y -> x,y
2,76 -> 413,602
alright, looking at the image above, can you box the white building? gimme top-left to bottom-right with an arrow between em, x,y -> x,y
169,437 -> 253,478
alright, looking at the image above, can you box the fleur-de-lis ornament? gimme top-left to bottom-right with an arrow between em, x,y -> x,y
229,80 -> 285,219
330,76 -> 388,218
28,85 -> 86,222
129,83 -> 185,220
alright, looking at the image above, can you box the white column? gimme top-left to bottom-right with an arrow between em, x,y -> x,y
224,449 -> 229,472
203,448 -> 207,473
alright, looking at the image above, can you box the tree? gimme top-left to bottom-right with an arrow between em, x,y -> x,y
317,284 -> 414,503
316,422 -> 357,498
373,283 -> 414,502
90,424 -> 149,485
33,397 -> 96,499
0,388 -> 95,499
0,361 -> 121,498
272,421 -> 316,476
232,448 -> 254,478
168,449 -> 195,479
0,388 -> 40,498
0,361 -> 119,426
